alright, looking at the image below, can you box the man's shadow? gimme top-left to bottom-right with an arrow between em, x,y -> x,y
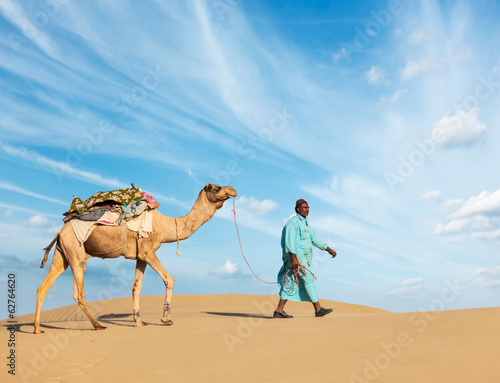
202,312 -> 272,319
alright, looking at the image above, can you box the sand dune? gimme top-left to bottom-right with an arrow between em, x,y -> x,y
1,294 -> 499,382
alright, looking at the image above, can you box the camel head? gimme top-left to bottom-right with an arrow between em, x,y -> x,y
203,183 -> 237,208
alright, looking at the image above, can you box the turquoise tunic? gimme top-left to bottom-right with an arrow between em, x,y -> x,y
277,214 -> 328,302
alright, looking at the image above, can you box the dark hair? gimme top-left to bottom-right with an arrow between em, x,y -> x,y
295,199 -> 307,213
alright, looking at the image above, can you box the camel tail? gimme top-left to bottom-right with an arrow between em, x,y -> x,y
41,233 -> 59,268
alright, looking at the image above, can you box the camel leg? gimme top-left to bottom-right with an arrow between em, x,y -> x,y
132,260 -> 147,327
70,263 -> 106,330
144,253 -> 175,325
33,248 -> 68,334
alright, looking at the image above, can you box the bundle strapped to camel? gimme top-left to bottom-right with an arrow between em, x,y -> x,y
63,183 -> 160,223
62,184 -> 162,256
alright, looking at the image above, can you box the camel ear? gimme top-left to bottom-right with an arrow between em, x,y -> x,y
204,183 -> 213,191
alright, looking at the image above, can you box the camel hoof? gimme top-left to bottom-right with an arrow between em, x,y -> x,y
134,322 -> 146,327
161,319 -> 173,326
33,329 -> 44,334
95,326 -> 107,331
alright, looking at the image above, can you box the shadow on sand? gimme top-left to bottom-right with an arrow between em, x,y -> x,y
2,322 -> 94,334
96,313 -> 169,327
2,312 -> 173,333
202,311 -> 272,319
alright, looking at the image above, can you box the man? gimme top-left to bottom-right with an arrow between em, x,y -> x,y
274,199 -> 337,318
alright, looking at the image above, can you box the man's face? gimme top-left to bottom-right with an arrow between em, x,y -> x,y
297,202 -> 309,218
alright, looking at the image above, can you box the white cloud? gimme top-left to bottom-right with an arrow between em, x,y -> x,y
434,219 -> 467,235
420,190 -> 442,200
237,196 -> 277,216
333,47 -> 347,63
144,190 -> 189,210
472,266 -> 500,287
450,189 -> 500,219
401,59 -> 434,79
24,215 -> 51,228
364,65 -> 385,85
431,108 -> 486,148
218,198 -> 282,237
4,209 -> 14,217
377,89 -> 406,105
282,213 -> 296,225
407,30 -> 435,44
434,189 -> 500,240
402,49 -> 475,80
46,225 -> 61,236
472,230 -> 500,240
445,235 -> 467,243
387,278 -> 425,296
402,278 -> 424,286
209,260 -> 241,278
435,216 -> 495,235
439,199 -> 465,215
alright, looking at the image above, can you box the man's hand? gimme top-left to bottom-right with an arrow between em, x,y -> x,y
291,253 -> 300,268
326,247 -> 337,258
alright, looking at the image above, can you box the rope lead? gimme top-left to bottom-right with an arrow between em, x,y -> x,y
232,199 -> 316,290
175,217 -> 180,256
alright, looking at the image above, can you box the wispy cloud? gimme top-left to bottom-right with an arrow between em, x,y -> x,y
332,47 -> 347,63
377,89 -> 406,105
303,175 -> 440,270
472,230 -> 500,240
387,277 -> 425,297
364,65 -> 386,85
420,190 -> 442,201
1,0 -> 366,181
471,267 -> 500,287
0,0 -> 61,59
302,175 -> 407,232
0,181 -> 67,205
401,49 -> 475,80
0,142 -> 125,188
407,30 -> 436,44
0,202 -> 60,218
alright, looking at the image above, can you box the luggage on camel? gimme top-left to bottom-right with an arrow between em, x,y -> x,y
62,183 -> 160,223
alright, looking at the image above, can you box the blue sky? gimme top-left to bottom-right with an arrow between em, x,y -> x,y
1,0 -> 500,319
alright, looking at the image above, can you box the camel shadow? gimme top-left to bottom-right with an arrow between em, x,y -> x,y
1,313 -> 170,333
202,311 -> 273,319
96,313 -> 167,327
1,322 -> 98,334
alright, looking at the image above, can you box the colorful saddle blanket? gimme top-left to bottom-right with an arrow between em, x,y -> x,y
65,184 -> 160,220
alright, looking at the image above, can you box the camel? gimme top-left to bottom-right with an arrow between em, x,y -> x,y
33,183 -> 237,334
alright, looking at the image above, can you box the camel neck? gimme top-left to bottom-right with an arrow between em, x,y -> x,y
172,191 -> 220,241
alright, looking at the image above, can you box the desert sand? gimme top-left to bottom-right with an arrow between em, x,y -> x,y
1,294 -> 499,382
